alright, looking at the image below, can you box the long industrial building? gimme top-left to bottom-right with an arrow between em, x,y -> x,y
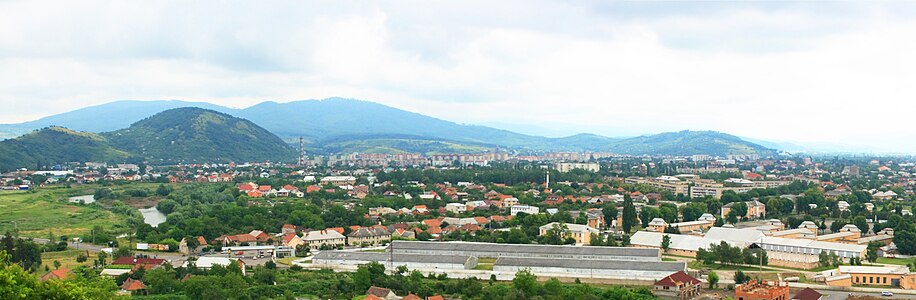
313,251 -> 478,270
389,240 -> 661,261
493,257 -> 686,279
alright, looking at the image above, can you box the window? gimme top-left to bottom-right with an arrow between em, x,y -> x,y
884,277 -> 887,284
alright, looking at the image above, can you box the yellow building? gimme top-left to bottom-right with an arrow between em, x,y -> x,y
538,222 -> 599,245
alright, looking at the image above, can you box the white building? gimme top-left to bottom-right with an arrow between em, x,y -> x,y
510,205 -> 540,216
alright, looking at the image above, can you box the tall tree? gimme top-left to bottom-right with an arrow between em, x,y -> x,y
622,196 -> 637,233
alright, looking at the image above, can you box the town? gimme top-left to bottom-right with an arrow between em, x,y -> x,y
2,151 -> 915,300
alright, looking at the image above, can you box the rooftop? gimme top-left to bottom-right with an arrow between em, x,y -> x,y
495,256 -> 685,272
390,240 -> 660,258
314,251 -> 473,264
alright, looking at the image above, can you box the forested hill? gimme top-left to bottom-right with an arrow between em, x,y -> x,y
0,127 -> 131,171
104,108 -> 295,164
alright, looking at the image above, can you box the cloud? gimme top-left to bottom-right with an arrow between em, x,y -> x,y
1,1 -> 916,152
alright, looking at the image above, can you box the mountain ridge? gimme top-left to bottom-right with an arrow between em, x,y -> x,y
0,98 -> 776,156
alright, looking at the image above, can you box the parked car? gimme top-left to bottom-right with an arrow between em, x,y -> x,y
881,291 -> 894,297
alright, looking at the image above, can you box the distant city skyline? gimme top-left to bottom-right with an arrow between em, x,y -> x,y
2,1 -> 916,152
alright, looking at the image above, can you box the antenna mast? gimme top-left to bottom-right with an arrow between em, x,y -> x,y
298,137 -> 305,166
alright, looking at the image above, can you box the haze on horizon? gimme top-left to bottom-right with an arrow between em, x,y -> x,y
2,1 -> 916,153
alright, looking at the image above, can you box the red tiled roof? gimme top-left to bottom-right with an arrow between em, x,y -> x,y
402,293 -> 421,300
112,257 -> 166,266
367,286 -> 392,298
326,227 -> 345,234
427,296 -> 445,300
40,268 -> 70,281
258,185 -> 272,191
655,271 -> 701,287
364,295 -> 383,300
121,278 -> 147,291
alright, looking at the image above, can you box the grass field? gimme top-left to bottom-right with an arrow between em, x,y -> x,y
40,249 -> 92,272
877,257 -> 915,266
0,183 -> 174,237
277,256 -> 299,266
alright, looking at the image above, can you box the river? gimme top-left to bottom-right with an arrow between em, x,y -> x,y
138,207 -> 167,227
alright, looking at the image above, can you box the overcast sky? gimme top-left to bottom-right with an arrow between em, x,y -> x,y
2,1 -> 916,152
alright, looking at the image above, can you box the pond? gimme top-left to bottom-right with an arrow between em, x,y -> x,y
68,195 -> 95,204
138,207 -> 167,227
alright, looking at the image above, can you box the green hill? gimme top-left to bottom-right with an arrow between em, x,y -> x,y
0,127 -> 130,171
607,130 -> 774,156
104,108 -> 295,163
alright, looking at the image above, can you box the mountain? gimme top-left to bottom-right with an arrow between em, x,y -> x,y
0,100 -> 233,139
0,127 -> 130,171
0,98 -> 776,156
607,130 -> 774,156
234,98 -> 550,148
104,108 -> 295,163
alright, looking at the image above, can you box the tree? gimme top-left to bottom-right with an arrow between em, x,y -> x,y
52,260 -> 61,270
895,231 -> 916,255
640,206 -> 661,228
866,241 -> 882,263
680,203 -> 706,222
852,216 -> 869,234
707,271 -> 719,289
603,203 -> 618,228
512,269 -> 539,298
734,270 -> 750,284
661,234 -> 671,252
730,202 -> 748,220
818,251 -> 831,268
622,196 -> 637,233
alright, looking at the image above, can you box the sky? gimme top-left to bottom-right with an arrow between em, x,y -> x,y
2,1 -> 916,152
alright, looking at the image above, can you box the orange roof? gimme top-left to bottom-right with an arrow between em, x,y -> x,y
402,293 -> 422,300
282,184 -> 298,191
39,268 -> 70,281
306,185 -> 321,193
326,227 -> 345,234
364,295 -> 383,300
428,296 -> 445,300
121,278 -> 147,291
422,219 -> 442,228
258,185 -> 272,191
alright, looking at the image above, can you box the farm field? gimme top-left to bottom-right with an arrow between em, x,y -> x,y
0,183 -> 174,237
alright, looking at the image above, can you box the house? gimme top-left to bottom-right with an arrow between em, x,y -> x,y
111,257 -> 167,270
367,286 -> 399,300
281,233 -> 305,249
538,222 -> 599,245
348,227 -> 391,246
721,200 -> 766,219
219,233 -> 259,246
402,294 -> 422,300
445,202 -> 467,214
647,218 -> 669,232
186,257 -> 246,275
39,268 -> 71,281
510,205 -> 539,216
302,230 -> 347,250
120,278 -> 147,295
178,236 -> 208,255
653,271 -> 701,300
791,288 -> 822,300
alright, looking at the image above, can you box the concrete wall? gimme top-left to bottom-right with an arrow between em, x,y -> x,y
492,265 -> 674,280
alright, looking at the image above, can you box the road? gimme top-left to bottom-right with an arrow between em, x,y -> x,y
819,290 -> 916,299
5,235 -> 187,263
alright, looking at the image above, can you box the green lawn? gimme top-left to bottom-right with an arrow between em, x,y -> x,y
688,261 -> 776,272
877,257 -> 914,266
